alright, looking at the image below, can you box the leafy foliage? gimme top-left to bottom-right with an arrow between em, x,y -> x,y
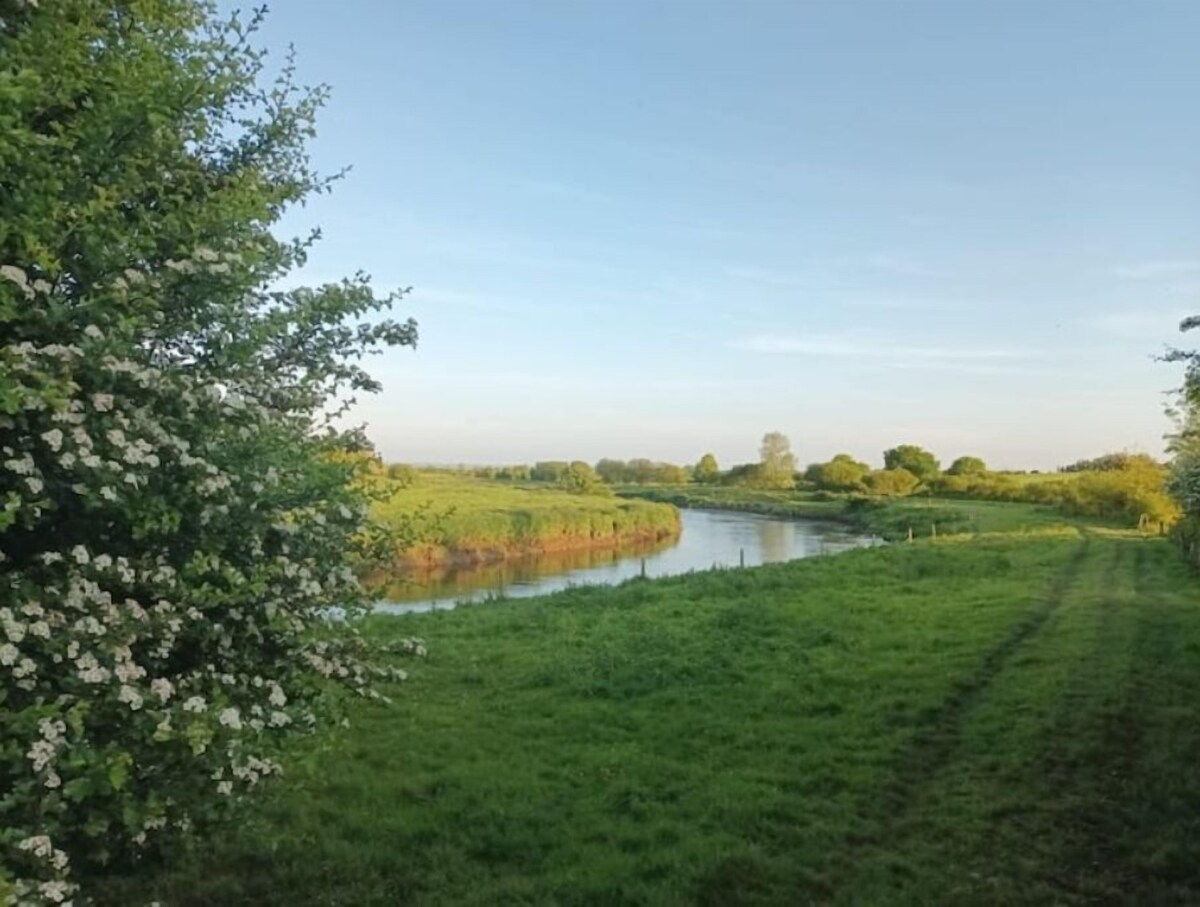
947,455 -> 988,476
594,458 -> 689,485
1060,452 -> 1160,473
883,444 -> 941,483
805,453 -> 871,492
863,467 -> 920,497
0,2 -> 419,901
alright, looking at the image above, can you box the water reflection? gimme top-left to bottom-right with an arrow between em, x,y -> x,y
372,508 -> 878,614
758,519 -> 794,563
366,534 -> 676,604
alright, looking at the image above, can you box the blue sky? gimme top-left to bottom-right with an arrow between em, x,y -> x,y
242,0 -> 1199,470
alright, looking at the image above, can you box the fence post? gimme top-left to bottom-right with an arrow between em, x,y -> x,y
640,558 -> 646,578
931,523 -> 937,540
907,526 -> 913,543
740,548 -> 745,568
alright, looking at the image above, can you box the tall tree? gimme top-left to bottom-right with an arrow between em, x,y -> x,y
758,432 -> 797,489
694,452 -> 720,483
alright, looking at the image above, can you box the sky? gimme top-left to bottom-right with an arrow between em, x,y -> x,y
234,0 -> 1200,470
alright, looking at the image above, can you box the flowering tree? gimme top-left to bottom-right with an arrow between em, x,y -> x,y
0,2 -> 420,902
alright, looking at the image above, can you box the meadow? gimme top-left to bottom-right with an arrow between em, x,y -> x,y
102,512 -> 1200,905
370,471 -> 681,566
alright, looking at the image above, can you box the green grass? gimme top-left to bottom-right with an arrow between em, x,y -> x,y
101,527 -> 1200,905
372,472 -> 680,563
848,496 -> 1090,539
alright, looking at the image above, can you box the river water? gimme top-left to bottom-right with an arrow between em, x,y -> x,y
373,508 -> 879,614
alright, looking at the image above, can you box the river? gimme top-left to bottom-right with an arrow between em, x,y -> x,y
372,508 -> 879,614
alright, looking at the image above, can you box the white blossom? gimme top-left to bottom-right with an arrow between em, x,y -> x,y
118,685 -> 144,710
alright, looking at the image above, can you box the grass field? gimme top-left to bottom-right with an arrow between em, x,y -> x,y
102,519 -> 1200,905
371,472 -> 680,565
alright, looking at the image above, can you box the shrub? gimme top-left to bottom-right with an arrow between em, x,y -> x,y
0,3 -> 420,901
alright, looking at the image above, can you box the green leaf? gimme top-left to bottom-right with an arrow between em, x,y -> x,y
63,776 -> 92,803
106,751 -> 133,792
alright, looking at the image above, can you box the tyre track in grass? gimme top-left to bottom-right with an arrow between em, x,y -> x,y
1044,539 -> 1200,903
822,536 -> 1097,900
879,536 -> 1096,821
1026,538 -> 1133,903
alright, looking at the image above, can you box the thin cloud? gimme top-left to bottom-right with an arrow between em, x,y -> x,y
733,334 -> 1031,362
1091,309 -> 1192,338
724,265 -> 809,287
1113,260 -> 1200,280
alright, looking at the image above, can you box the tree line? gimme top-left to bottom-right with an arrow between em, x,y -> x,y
382,433 -> 1178,527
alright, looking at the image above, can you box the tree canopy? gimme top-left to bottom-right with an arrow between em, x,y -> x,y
806,453 -> 870,492
883,445 -> 941,483
947,456 -> 988,476
865,467 -> 920,497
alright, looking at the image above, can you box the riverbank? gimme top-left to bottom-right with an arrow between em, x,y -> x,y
372,472 -> 681,568
371,508 -> 876,612
616,484 -> 1081,540
101,518 -> 1200,905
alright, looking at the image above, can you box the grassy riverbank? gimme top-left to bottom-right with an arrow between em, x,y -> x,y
617,484 -> 1083,540
372,472 -> 680,566
103,517 -> 1200,905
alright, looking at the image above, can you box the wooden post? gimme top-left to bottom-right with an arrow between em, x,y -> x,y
640,558 -> 646,578
739,548 -> 745,568
907,526 -> 913,543
931,523 -> 937,540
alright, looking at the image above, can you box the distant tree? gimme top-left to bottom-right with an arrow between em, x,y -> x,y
657,464 -> 690,485
883,445 -> 941,483
723,463 -> 762,486
947,455 -> 988,476
758,432 -> 797,489
531,461 -> 570,482
811,453 -> 870,492
1061,452 -> 1161,473
865,467 -> 920,497
594,458 -> 629,484
494,465 -> 531,481
623,458 -> 654,483
694,453 -> 720,483
560,461 -> 609,495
